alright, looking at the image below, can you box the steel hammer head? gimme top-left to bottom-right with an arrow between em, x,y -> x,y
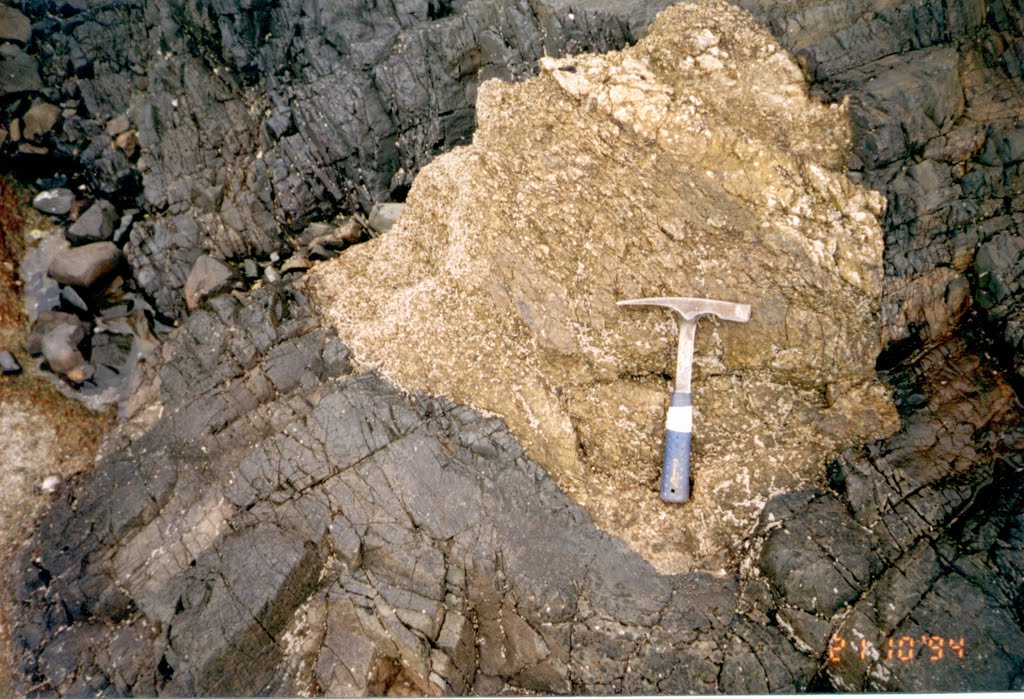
617,297 -> 751,323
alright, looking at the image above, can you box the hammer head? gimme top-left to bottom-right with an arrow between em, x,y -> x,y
618,296 -> 751,323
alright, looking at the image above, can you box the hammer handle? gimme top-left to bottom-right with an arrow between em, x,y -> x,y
660,391 -> 692,503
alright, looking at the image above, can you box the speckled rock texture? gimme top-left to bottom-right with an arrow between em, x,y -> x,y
309,0 -> 899,573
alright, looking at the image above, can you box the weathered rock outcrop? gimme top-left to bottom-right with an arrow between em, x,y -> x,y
6,0 -> 1024,693
23,0 -> 673,318
736,0 -> 1024,378
10,284 -> 1023,696
310,0 -> 899,573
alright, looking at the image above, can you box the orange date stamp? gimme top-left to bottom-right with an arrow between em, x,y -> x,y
828,635 -> 966,663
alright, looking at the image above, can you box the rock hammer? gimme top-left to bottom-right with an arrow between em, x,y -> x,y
618,297 -> 751,503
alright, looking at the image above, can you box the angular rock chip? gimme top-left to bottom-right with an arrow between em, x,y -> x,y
309,0 -> 899,572
32,188 -> 74,216
105,114 -> 130,137
21,102 -> 61,142
26,311 -> 85,356
184,254 -> 234,311
48,241 -> 122,289
66,200 -> 118,244
42,322 -> 91,382
0,46 -> 42,96
367,203 -> 405,235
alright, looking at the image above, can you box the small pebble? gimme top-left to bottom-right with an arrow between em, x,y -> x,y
112,212 -> 135,245
41,475 -> 61,493
48,241 -> 122,289
243,258 -> 259,280
32,188 -> 74,216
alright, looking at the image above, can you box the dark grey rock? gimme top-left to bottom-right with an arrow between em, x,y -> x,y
32,189 -> 74,216
58,285 -> 89,314
0,350 -> 22,375
0,5 -> 31,45
48,242 -> 122,289
757,494 -> 881,616
0,47 -> 42,97
66,200 -> 118,244
976,233 -> 1024,308
184,254 -> 235,311
78,132 -> 139,198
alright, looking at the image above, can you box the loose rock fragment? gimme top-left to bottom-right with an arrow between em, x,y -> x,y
42,322 -> 91,381
58,285 -> 89,313
114,130 -> 138,158
48,241 -> 122,289
112,211 -> 135,245
281,254 -> 311,273
27,311 -> 85,355
367,203 -> 405,235
105,114 -> 130,137
32,188 -> 74,216
0,47 -> 42,96
66,200 -> 118,244
243,258 -> 259,280
21,103 -> 61,142
184,255 -> 234,311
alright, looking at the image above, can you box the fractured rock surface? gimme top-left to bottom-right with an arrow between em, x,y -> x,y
310,0 -> 899,573
10,286 -> 1022,696
7,0 -> 1024,692
744,335 -> 1024,691
24,0 -> 674,318
736,0 -> 1024,377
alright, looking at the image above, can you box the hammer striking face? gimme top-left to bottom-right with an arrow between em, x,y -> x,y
618,297 -> 752,503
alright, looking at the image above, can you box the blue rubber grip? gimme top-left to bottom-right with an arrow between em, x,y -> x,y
660,429 -> 691,503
